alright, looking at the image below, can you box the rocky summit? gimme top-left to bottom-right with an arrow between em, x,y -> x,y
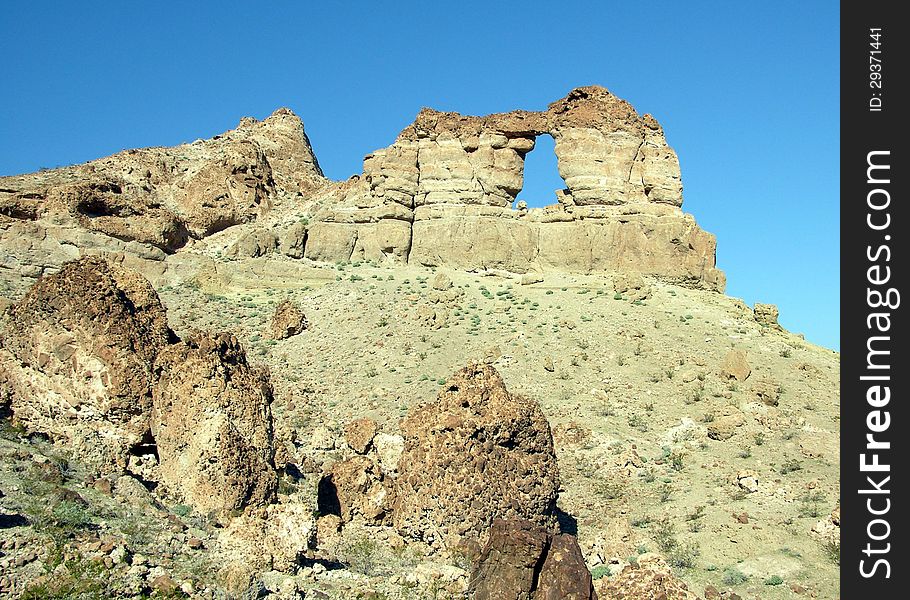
0,87 -> 838,600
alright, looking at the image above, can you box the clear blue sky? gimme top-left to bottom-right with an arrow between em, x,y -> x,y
0,1 -> 839,350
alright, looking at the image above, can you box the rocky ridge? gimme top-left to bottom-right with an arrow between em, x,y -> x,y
1,86 -> 723,298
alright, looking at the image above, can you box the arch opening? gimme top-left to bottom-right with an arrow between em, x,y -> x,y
515,134 -> 566,209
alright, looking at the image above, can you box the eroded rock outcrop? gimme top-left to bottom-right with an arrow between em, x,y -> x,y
0,257 -> 278,513
152,332 -> 278,514
306,86 -> 724,290
1,87 -> 724,293
393,363 -> 559,543
0,108 -> 325,284
0,257 -> 173,470
467,518 -> 596,600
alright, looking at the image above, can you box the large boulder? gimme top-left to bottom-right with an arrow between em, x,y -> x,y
268,300 -> 308,340
467,519 -> 596,600
393,363 -> 559,543
152,332 -> 278,513
0,256 -> 173,470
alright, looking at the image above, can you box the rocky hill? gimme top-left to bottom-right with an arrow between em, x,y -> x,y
0,88 -> 839,599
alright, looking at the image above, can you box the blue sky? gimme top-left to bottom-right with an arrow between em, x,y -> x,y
0,1 -> 839,349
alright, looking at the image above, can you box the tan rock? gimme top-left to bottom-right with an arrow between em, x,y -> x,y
393,363 -> 559,542
707,405 -> 746,441
753,303 -> 781,328
431,271 -> 453,290
217,499 -> 316,574
415,304 -> 449,329
720,349 -> 751,381
303,86 -> 724,291
268,300 -> 307,340
227,228 -> 278,258
751,377 -> 781,406
0,257 -> 171,471
373,433 -> 405,474
152,332 -> 278,514
319,456 -> 391,524
736,469 -> 760,493
594,553 -> 701,599
0,107 -> 325,276
613,272 -> 652,301
344,417 -> 378,454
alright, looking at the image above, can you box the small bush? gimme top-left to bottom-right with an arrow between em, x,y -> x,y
590,565 -> 611,580
722,567 -> 749,586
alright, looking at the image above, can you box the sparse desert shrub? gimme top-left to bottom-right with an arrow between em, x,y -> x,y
651,518 -> 699,568
780,459 -> 803,475
722,567 -> 749,586
824,539 -> 841,565
590,565 -> 611,579
764,575 -> 784,586
628,414 -> 648,432
342,533 -> 382,576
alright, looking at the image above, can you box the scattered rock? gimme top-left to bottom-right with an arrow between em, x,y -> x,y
719,349 -> 751,381
152,332 -> 278,514
751,377 -> 781,406
707,406 -> 746,441
735,470 -> 760,493
613,272 -> 652,302
594,553 -> 701,599
468,519 -> 595,600
543,356 -> 556,372
344,418 -> 378,454
269,300 -> 308,340
753,303 -> 780,329
393,363 -> 560,543
415,304 -> 449,329
320,456 -> 391,524
432,272 -> 453,290
150,574 -> 178,595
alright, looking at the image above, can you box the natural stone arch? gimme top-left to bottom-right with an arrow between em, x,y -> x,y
514,133 -> 567,209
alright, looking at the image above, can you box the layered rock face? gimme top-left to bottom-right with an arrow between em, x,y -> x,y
393,363 -> 560,543
152,332 -> 278,514
0,257 -> 277,512
1,86 -> 723,292
0,108 -> 325,282
306,86 -> 724,290
0,257 -> 173,470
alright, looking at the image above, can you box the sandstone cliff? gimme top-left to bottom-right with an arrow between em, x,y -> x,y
0,86 -> 724,294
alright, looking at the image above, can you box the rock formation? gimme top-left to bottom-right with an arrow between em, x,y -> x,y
753,303 -> 781,329
594,554 -> 701,599
1,86 -> 724,293
0,257 -> 277,513
467,519 -> 596,600
152,332 -> 278,514
0,108 -> 324,283
0,256 -> 173,470
393,362 -> 559,543
268,299 -> 308,340
305,86 -> 724,290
